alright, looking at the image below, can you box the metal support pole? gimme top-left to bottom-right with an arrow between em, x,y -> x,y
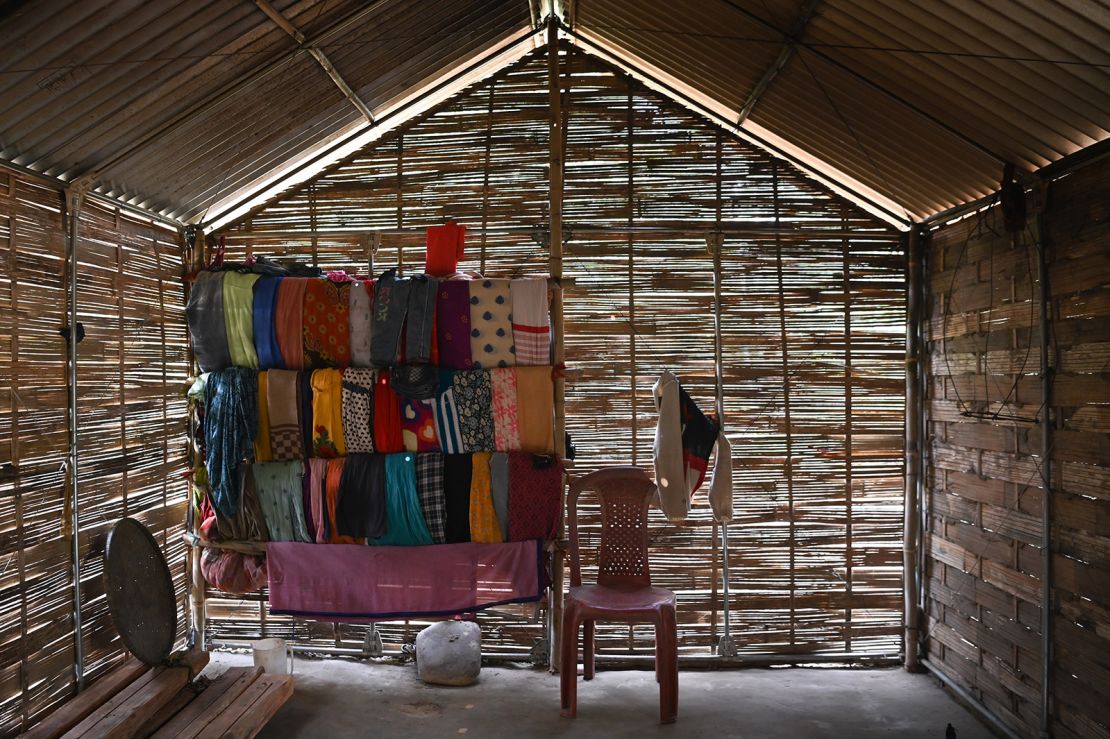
64,179 -> 91,691
1035,189 -> 1053,738
903,227 -> 922,672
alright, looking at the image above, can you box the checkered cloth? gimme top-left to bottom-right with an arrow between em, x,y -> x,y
415,452 -> 447,544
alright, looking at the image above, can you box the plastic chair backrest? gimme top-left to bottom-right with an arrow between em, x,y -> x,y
567,467 -> 657,589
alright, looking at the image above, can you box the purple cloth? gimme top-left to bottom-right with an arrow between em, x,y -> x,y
435,281 -> 473,370
266,539 -> 544,619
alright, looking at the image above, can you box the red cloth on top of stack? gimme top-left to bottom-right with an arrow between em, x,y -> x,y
425,221 -> 466,277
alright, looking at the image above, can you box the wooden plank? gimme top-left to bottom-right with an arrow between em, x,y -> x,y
194,675 -> 292,739
133,685 -> 196,739
152,667 -> 262,739
64,665 -> 190,739
22,658 -> 148,739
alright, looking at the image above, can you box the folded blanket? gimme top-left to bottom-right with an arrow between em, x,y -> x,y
508,453 -> 562,541
515,366 -> 554,453
375,453 -> 433,546
349,279 -> 373,367
304,278 -> 350,368
434,369 -> 465,454
435,280 -> 472,370
254,371 -> 273,462
469,278 -> 515,369
341,367 -> 376,454
401,398 -> 439,452
252,461 -> 311,542
311,369 -> 346,457
510,278 -> 550,365
253,276 -> 284,370
267,369 -> 303,461
453,370 -> 494,452
223,271 -> 260,368
490,367 -> 520,451
275,277 -> 307,370
187,270 -> 231,372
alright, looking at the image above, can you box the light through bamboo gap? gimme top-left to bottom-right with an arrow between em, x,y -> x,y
115,209 -> 129,520
479,80 -> 496,275
626,88 -> 637,466
842,207 -> 853,653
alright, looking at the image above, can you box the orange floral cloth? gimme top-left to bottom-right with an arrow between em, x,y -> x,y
303,278 -> 351,368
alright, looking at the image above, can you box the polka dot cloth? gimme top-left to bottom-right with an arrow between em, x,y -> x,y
468,278 -> 515,369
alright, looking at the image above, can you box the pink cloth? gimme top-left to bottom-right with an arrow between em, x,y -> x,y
491,367 -> 520,451
266,540 -> 544,619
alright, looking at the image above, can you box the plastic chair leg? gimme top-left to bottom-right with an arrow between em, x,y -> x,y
656,607 -> 678,724
560,606 -> 580,718
583,621 -> 595,681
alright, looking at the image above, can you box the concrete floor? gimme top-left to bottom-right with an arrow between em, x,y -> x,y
209,652 -> 993,738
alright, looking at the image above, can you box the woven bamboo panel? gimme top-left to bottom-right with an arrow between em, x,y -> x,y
209,47 -> 905,660
923,163 -> 1110,738
0,170 -> 190,736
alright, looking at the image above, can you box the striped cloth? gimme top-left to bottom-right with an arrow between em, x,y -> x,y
415,452 -> 447,544
510,278 -> 550,365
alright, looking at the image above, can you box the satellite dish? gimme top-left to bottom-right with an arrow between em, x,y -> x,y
103,518 -> 178,665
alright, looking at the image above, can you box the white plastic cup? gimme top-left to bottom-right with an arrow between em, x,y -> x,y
252,637 -> 294,675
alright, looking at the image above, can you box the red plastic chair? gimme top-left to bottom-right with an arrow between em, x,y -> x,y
560,466 -> 678,723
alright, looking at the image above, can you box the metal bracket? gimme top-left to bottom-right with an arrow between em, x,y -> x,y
530,637 -> 550,667
363,624 -> 384,658
716,635 -> 738,658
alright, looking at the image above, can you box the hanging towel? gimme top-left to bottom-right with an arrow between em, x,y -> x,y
325,458 -> 361,544
469,452 -> 502,544
252,461 -> 311,542
401,398 -> 440,452
515,366 -> 554,454
303,278 -> 351,368
349,279 -> 373,367
415,452 -> 447,544
375,453 -> 433,546
205,367 -> 258,519
370,269 -> 410,367
187,270 -> 232,372
434,369 -> 465,454
490,452 -> 510,542
469,278 -> 515,369
507,453 -> 562,541
341,367 -> 376,454
254,371 -> 273,462
490,367 -> 521,451
267,369 -> 303,461
443,454 -> 473,543
311,369 -> 346,458
453,370 -> 495,452
652,370 -> 733,523
275,277 -> 307,370
253,276 -> 284,370
223,271 -> 260,368
405,275 -> 439,364
435,280 -> 472,370
425,220 -> 466,277
337,454 -> 387,540
308,458 -> 329,543
510,278 -> 550,365
374,369 -> 404,453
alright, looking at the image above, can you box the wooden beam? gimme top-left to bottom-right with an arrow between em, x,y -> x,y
254,0 -> 375,123
737,0 -> 822,124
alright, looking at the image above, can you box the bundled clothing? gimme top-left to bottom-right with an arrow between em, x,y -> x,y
204,367 -> 258,518
187,270 -> 231,372
651,370 -> 733,523
252,276 -> 284,370
223,271 -> 260,368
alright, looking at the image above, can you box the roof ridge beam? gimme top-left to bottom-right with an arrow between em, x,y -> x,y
253,0 -> 374,123
737,0 -> 822,124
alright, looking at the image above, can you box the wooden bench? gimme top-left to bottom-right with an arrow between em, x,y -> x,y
22,650 -> 293,739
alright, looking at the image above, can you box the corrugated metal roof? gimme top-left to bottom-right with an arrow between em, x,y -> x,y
1,0 -> 1107,223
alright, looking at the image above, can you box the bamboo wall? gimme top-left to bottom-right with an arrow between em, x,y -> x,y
212,46 -> 907,660
0,169 -> 190,736
923,163 -> 1110,738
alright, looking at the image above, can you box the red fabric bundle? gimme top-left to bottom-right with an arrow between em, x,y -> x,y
201,548 -> 267,594
425,221 -> 466,277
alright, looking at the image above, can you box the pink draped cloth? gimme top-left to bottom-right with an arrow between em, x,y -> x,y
266,540 -> 544,619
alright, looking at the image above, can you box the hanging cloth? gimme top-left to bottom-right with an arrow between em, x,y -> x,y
308,458 -> 329,543
254,371 -> 273,462
311,369 -> 346,458
490,452 -> 510,542
469,278 -> 515,369
325,458 -> 362,544
510,278 -> 550,365
390,364 -> 439,399
214,463 -> 269,542
435,280 -> 472,370
425,220 -> 466,277
401,398 -> 440,452
434,369 -> 465,454
186,270 -> 232,372
443,453 -> 473,543
337,454 -> 387,540
507,453 -> 562,541
204,367 -> 258,519
415,452 -> 447,544
349,279 -> 374,367
253,275 -> 284,370
375,453 -> 433,546
303,277 -> 351,368
405,275 -> 439,364
341,367 -> 376,454
490,367 -> 521,451
515,366 -> 554,454
453,370 -> 495,452
252,461 -> 311,542
652,370 -> 733,523
275,277 -> 307,370
373,369 -> 404,453
468,452 -> 502,544
223,271 -> 260,368
266,369 -> 303,461
301,463 -> 316,543
370,269 -> 410,367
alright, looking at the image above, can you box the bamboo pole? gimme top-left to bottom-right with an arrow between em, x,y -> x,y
842,208 -> 854,655
479,81 -> 496,275
626,89 -> 637,466
903,226 -> 922,672
1035,188 -> 1053,735
547,19 -> 567,670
